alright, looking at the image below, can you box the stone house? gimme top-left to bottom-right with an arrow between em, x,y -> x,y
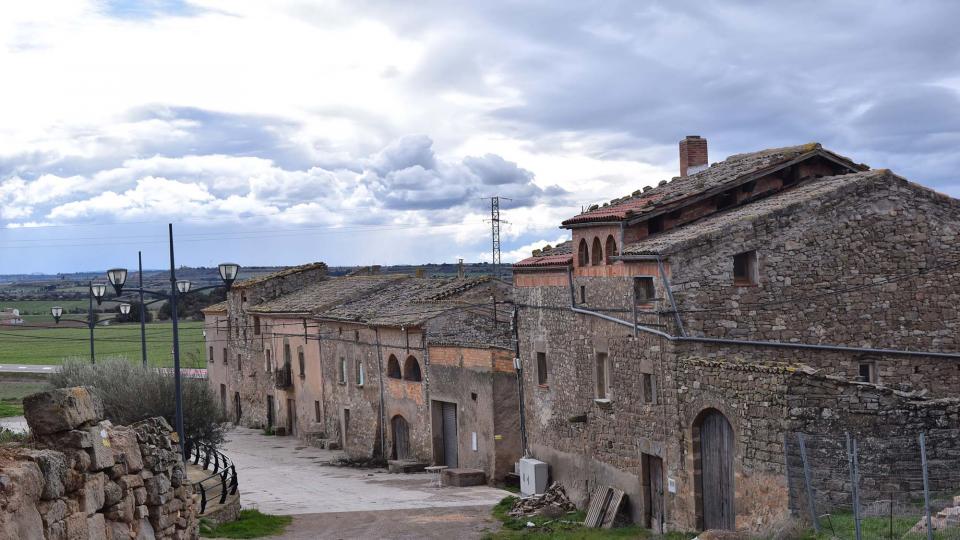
203,271 -> 521,483
512,137 -> 960,532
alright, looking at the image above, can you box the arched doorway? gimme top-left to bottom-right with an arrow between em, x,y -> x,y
391,415 -> 410,460
694,409 -> 735,530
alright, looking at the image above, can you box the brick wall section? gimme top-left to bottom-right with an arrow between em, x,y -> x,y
679,135 -> 708,177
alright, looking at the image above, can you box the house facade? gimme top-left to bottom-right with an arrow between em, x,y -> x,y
203,271 -> 521,483
512,137 -> 960,532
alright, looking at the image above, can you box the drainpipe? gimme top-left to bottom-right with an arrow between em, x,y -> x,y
656,256 -> 686,337
511,307 -> 529,456
374,327 -> 387,460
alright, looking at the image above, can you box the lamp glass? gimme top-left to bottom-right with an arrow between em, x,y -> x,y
91,283 -> 107,299
51,306 -> 63,318
218,262 -> 240,282
176,280 -> 192,294
107,268 -> 128,288
120,303 -> 131,315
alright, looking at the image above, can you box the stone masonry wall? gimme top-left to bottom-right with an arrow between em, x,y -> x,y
0,387 -> 198,539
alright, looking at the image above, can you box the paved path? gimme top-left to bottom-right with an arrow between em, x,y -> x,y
261,506 -> 500,539
0,364 -> 57,373
0,415 -> 27,432
222,426 -> 510,515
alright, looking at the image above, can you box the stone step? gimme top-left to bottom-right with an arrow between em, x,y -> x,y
442,468 -> 486,487
387,460 -> 428,474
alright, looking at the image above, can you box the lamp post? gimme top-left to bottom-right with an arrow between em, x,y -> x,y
106,224 -> 240,458
50,283 -> 130,364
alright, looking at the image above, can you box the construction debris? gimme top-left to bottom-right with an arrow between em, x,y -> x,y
584,485 -> 627,529
509,482 -> 576,518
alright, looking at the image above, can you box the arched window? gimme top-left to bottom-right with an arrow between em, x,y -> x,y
387,355 -> 402,379
403,355 -> 422,382
605,235 -> 617,264
578,239 -> 589,267
591,237 -> 603,266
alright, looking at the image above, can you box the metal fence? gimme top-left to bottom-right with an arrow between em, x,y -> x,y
785,430 -> 960,539
185,439 -> 239,515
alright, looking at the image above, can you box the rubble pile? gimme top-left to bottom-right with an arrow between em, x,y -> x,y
0,386 -> 199,539
509,482 -> 576,518
911,495 -> 960,534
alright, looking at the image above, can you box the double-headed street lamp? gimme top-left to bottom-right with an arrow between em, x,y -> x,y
51,282 -> 131,364
103,224 -> 240,458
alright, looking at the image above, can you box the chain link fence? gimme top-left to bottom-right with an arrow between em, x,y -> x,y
785,429 -> 960,539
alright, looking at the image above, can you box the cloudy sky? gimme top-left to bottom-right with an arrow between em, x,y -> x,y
1,1 -> 959,274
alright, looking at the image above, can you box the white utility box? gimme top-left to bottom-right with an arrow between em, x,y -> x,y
519,457 -> 548,497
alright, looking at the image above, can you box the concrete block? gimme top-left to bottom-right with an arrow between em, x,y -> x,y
441,468 -> 487,487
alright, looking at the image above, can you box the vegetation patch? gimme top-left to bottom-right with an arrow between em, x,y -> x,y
199,509 -> 292,539
0,380 -> 47,418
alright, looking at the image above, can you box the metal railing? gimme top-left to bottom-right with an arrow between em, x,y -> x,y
185,439 -> 239,516
274,362 -> 293,389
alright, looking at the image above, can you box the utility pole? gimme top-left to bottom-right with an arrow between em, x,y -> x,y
485,196 -> 510,280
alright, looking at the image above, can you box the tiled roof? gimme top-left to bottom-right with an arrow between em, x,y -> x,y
621,169 -> 889,256
201,301 -> 228,314
513,240 -> 573,269
232,262 -> 327,290
247,275 -> 404,314
562,143 -> 865,226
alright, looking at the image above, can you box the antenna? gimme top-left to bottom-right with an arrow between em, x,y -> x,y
483,196 -> 510,280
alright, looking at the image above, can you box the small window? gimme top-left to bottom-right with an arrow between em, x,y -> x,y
642,373 -> 657,404
314,401 -> 321,423
536,352 -> 548,386
604,235 -> 617,264
222,348 -> 227,364
237,354 -> 242,372
339,357 -> 347,384
356,359 -> 365,386
227,318 -> 232,338
403,356 -> 422,382
591,237 -> 603,266
208,346 -> 214,363
387,355 -> 402,379
298,346 -> 305,378
354,330 -> 360,342
648,215 -> 663,234
595,352 -> 609,399
858,362 -> 876,383
265,349 -> 272,372
580,285 -> 586,304
471,392 -> 478,401
733,250 -> 758,286
578,239 -> 589,267
715,191 -> 736,210
284,343 -> 292,366
254,316 -> 261,335
634,276 -> 656,303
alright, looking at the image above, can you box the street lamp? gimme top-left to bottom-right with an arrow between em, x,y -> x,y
119,303 -> 131,316
107,224 -> 240,458
50,282 -> 129,363
91,283 -> 107,306
51,306 -> 63,323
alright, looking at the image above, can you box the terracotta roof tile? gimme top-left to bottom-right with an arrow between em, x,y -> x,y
513,240 -> 573,269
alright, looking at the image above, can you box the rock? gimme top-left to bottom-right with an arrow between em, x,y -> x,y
104,493 -> 135,524
86,424 -> 116,470
109,427 -> 144,473
133,518 -> 155,540
65,511 -> 88,539
0,461 -> 44,540
23,387 -> 103,436
144,474 -> 171,506
18,449 -> 68,500
106,520 -> 133,540
87,513 -> 106,540
37,498 -> 68,526
103,480 -> 123,507
79,472 -> 105,515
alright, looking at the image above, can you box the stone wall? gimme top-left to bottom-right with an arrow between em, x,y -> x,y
0,387 -> 198,539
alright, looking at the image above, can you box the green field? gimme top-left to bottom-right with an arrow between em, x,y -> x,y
0,380 -> 48,417
1,299 -> 130,323
0,321 -> 206,367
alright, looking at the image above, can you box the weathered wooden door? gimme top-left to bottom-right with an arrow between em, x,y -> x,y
441,402 -> 458,468
266,395 -> 274,429
648,455 -> 664,532
234,393 -> 241,424
392,416 -> 411,460
700,410 -> 735,530
286,399 -> 296,436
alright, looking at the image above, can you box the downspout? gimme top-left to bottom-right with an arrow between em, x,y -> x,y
374,327 -> 387,460
511,307 -> 529,456
656,256 -> 686,337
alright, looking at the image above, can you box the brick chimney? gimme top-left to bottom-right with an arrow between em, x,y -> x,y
679,135 -> 708,177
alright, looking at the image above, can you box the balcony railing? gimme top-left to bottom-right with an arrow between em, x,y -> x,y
275,363 -> 293,389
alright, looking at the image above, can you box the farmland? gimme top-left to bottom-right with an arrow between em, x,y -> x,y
0,321 -> 206,367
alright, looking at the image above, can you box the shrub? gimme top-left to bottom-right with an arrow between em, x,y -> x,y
50,357 -> 228,448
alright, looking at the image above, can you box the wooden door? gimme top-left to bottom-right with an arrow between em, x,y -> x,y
286,399 -> 296,436
234,393 -> 241,424
700,410 -> 735,530
441,402 -> 458,468
342,409 -> 350,449
647,455 -> 664,532
266,395 -> 274,429
392,416 -> 410,460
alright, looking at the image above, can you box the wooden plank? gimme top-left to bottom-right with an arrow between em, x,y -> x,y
601,488 -> 625,529
584,486 -> 611,528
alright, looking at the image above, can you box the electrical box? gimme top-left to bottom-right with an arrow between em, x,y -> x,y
519,457 -> 548,497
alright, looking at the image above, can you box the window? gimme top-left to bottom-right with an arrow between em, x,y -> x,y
208,346 -> 214,363
648,215 -> 663,234
642,373 -> 657,404
265,349 -> 272,372
227,317 -> 232,338
715,191 -> 736,210
356,359 -> 365,386
595,352 -> 610,399
237,354 -> 242,372
254,316 -> 261,335
858,362 -> 876,383
314,401 -> 321,423
580,285 -> 586,304
403,356 -> 422,382
339,357 -> 347,384
536,352 -> 548,385
284,343 -> 292,367
222,348 -> 227,364
604,235 -> 617,264
591,237 -> 603,266
634,276 -> 656,303
387,355 -> 402,379
733,250 -> 759,286
578,239 -> 589,267
354,330 -> 360,342
298,346 -> 305,378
